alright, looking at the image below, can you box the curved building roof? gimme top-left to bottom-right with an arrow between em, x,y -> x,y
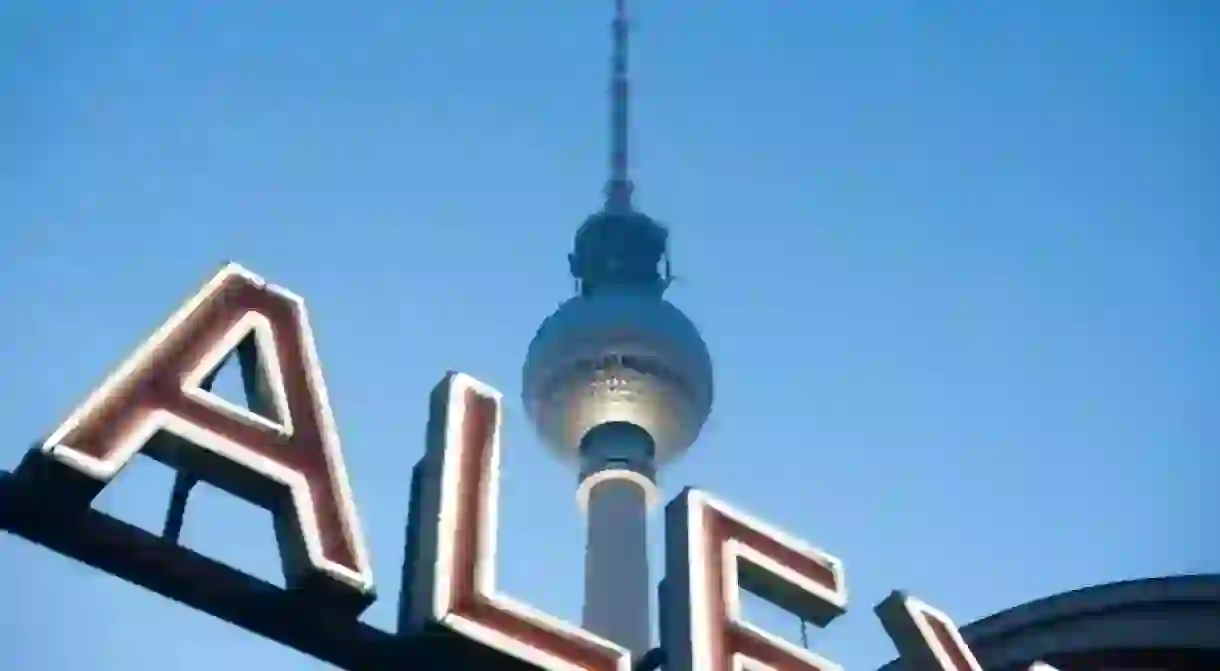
877,574 -> 1220,671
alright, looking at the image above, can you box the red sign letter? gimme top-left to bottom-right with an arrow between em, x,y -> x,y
876,592 -> 983,671
408,372 -> 631,671
37,262 -> 373,605
662,488 -> 849,671
876,592 -> 1055,671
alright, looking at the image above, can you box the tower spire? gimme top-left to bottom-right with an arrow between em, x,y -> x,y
605,0 -> 634,213
568,0 -> 670,297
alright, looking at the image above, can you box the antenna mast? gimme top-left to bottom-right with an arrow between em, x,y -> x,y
605,0 -> 634,214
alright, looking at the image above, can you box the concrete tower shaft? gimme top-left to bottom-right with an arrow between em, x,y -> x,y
577,423 -> 654,659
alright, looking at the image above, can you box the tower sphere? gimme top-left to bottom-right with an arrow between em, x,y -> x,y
522,292 -> 713,465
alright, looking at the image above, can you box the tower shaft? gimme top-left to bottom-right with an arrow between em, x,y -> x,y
582,476 -> 651,657
577,420 -> 657,657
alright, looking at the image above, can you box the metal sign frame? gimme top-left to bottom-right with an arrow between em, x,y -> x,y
0,263 -> 1050,671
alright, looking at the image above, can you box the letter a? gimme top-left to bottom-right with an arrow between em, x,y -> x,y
36,262 -> 373,608
408,372 -> 631,671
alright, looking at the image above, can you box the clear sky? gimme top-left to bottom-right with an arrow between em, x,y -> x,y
1,2 -> 1216,669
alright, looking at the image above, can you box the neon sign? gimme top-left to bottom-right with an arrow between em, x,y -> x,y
2,263 -> 1054,671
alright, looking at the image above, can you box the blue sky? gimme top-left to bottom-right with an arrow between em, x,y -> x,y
1,1 -> 1216,669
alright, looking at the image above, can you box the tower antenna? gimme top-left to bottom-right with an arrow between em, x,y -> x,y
605,0 -> 634,214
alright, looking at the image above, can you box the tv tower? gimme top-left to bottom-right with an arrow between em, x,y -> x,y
522,0 -> 714,658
